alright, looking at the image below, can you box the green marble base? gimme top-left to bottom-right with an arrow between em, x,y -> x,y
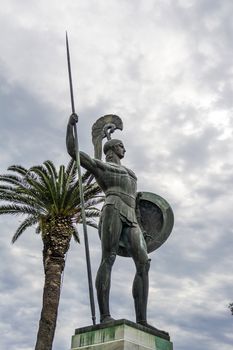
71,319 -> 173,350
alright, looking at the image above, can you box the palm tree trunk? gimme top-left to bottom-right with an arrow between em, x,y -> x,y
35,221 -> 72,350
35,255 -> 64,350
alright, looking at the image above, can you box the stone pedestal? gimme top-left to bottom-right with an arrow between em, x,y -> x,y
71,319 -> 173,350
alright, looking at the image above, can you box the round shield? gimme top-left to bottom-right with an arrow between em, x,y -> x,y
117,191 -> 174,257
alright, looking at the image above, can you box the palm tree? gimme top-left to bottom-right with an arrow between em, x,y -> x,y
0,159 -> 103,350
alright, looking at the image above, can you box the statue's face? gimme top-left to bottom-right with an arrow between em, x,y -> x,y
113,141 -> 126,159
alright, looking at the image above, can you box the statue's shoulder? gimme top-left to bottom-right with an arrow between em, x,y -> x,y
94,158 -> 107,170
94,158 -> 105,166
93,160 -> 136,178
94,160 -> 127,174
93,159 -> 121,172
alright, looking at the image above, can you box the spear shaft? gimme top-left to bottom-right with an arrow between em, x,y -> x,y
66,32 -> 96,325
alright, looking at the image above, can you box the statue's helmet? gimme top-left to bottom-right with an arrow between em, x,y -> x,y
103,139 -> 123,155
92,115 -> 123,160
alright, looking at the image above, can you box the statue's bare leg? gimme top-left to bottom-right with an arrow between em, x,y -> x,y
124,225 -> 150,325
95,205 -> 122,323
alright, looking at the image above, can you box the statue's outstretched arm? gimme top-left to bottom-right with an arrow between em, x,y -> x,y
66,114 -> 98,175
79,151 -> 98,174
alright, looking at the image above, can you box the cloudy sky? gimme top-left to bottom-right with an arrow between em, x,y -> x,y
0,0 -> 233,349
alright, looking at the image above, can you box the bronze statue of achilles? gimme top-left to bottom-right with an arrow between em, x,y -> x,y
66,113 -> 173,327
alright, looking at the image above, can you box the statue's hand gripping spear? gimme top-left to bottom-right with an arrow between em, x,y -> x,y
66,32 -> 96,325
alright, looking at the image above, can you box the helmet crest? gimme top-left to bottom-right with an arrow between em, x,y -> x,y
92,115 -> 123,160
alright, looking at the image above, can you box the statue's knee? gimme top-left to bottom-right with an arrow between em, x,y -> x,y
137,259 -> 151,275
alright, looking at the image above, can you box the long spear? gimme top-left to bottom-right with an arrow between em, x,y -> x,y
66,32 -> 96,325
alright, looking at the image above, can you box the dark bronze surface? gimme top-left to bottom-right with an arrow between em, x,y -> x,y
66,114 -> 174,328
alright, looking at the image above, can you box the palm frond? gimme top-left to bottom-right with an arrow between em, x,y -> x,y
0,192 -> 44,212
7,165 -> 28,176
43,161 -> 59,203
0,159 -> 101,244
0,185 -> 17,192
82,170 -> 92,183
83,184 -> 102,201
18,187 -> 48,210
0,174 -> 25,187
85,220 -> 98,229
85,197 -> 105,207
28,166 -> 58,211
65,159 -> 76,177
12,216 -> 39,243
62,183 -> 81,213
29,165 -> 50,185
0,171 -> 50,211
21,177 -> 48,206
85,206 -> 102,212
0,204 -> 39,216
84,209 -> 101,218
43,160 -> 58,179
35,225 -> 41,234
58,165 -> 71,211
72,225 -> 80,243
58,165 -> 65,196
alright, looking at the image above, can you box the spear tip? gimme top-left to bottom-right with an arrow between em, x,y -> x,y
65,31 -> 75,114
66,31 -> 69,46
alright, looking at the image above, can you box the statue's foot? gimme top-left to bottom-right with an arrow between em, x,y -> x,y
137,320 -> 169,336
100,315 -> 115,323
